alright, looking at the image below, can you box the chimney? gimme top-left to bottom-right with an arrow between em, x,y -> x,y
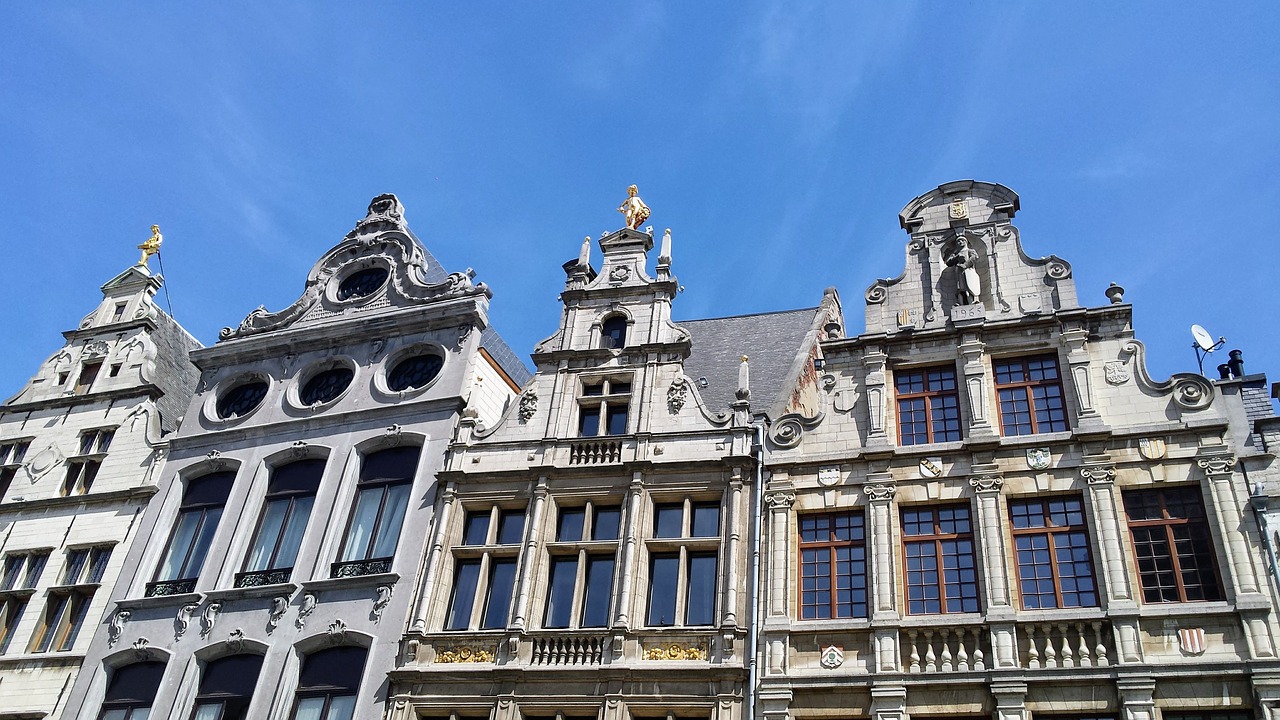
1218,363 -> 1232,380
1228,349 -> 1245,379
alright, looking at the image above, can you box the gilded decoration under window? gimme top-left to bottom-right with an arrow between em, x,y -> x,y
644,643 -> 708,661
436,645 -> 495,663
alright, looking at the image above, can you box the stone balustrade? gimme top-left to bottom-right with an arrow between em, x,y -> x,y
903,626 -> 988,673
529,633 -> 607,666
1018,620 -> 1111,669
568,439 -> 623,465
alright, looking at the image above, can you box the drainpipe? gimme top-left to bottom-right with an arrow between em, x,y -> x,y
1245,462 -> 1280,597
746,420 -> 766,720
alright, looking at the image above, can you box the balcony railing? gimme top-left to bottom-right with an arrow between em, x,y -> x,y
145,578 -> 196,597
903,626 -> 988,673
1019,620 -> 1112,669
234,568 -> 292,588
568,440 -> 622,465
331,558 -> 393,579
530,634 -> 607,666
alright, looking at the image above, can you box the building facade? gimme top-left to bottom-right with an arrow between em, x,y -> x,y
757,181 -> 1280,720
389,225 -> 836,720
61,195 -> 528,720
0,261 -> 201,719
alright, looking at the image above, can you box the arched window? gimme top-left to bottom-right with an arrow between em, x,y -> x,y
239,459 -> 326,587
149,471 -> 236,596
191,654 -> 264,720
98,661 -> 165,719
335,447 -> 419,577
600,316 -> 627,349
291,646 -> 368,720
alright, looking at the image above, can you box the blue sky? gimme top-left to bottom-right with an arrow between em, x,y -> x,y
2,3 -> 1278,395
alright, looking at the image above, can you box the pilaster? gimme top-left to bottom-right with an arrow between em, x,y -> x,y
613,473 -> 645,629
1116,677 -> 1157,720
1060,323 -> 1106,431
863,345 -> 891,449
764,487 -> 795,619
970,472 -> 1012,614
991,681 -> 1029,720
865,478 -> 899,622
958,333 -> 996,439
509,477 -> 549,630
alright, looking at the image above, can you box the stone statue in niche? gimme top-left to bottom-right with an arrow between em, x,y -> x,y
943,232 -> 982,306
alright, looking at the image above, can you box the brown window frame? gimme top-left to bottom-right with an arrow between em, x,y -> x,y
901,503 -> 980,615
894,364 -> 962,445
1008,496 -> 1098,609
0,596 -> 28,654
993,354 -> 1070,436
1123,486 -> 1223,603
29,587 -> 93,653
797,511 -> 868,620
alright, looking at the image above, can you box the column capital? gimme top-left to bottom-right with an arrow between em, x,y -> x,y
764,490 -> 795,510
969,474 -> 1005,494
1080,464 -> 1117,485
864,483 -> 897,502
1197,453 -> 1238,477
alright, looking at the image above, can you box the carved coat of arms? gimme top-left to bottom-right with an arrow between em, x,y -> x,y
820,644 -> 844,668
1026,448 -> 1052,471
1178,627 -> 1206,655
1139,437 -> 1167,460
1104,361 -> 1130,385
918,457 -> 944,479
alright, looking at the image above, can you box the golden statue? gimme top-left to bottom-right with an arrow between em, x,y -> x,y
137,225 -> 163,267
617,185 -> 650,230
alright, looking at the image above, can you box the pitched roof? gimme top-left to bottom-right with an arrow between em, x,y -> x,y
679,307 -> 819,416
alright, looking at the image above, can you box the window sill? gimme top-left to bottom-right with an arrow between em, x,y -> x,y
1012,606 -> 1107,622
1135,600 -> 1236,618
205,582 -> 298,602
992,431 -> 1074,447
117,591 -> 202,610
302,572 -> 399,594
0,588 -> 36,600
0,650 -> 86,667
897,613 -> 986,628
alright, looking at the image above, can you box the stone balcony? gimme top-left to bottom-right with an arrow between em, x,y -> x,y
406,628 -> 732,669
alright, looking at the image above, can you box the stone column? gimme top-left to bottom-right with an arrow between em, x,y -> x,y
865,480 -> 899,622
411,483 -> 457,632
1198,453 -> 1262,595
991,682 -> 1028,720
970,474 -> 1012,611
958,333 -> 996,439
1081,464 -> 1142,663
869,685 -> 908,720
764,489 -> 795,619
1116,677 -> 1157,720
1060,324 -> 1104,430
723,471 -> 744,628
613,474 -> 645,628
509,477 -> 549,630
863,345 -> 890,448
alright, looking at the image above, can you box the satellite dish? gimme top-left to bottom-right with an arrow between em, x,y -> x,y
1191,324 -> 1217,352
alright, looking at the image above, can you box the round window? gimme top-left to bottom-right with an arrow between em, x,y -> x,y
336,267 -> 389,301
216,381 -> 269,419
387,354 -> 444,392
300,368 -> 354,406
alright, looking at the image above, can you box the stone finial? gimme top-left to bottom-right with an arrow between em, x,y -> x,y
659,228 -> 672,265
736,356 -> 751,401
1105,282 -> 1125,304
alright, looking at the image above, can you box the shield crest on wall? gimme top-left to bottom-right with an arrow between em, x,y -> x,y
919,457 -> 944,479
820,645 -> 844,668
1178,627 -> 1206,655
1026,448 -> 1052,470
1139,437 -> 1167,460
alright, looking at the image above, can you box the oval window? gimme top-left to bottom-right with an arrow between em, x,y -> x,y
336,267 -> 389,301
387,354 -> 444,392
300,368 -> 354,406
216,381 -> 269,419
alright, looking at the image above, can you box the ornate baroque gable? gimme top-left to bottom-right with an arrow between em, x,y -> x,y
219,194 -> 490,342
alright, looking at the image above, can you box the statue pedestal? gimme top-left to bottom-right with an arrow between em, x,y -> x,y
951,303 -> 986,327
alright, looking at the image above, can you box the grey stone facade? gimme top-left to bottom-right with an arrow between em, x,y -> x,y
60,195 -> 525,720
0,263 -> 201,719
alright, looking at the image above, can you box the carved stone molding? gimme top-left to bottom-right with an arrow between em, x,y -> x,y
1197,454 -> 1238,476
226,628 -> 245,653
289,441 -> 309,459
267,596 -> 288,633
200,602 -> 222,638
297,593 -> 318,628
436,645 -> 495,663
1080,465 -> 1117,485
969,475 -> 1005,493
327,619 -> 348,646
372,585 -> 393,621
176,603 -> 197,639
643,643 -> 708,661
667,377 -> 688,413
864,484 -> 897,502
205,450 -> 226,471
108,610 -> 130,647
518,387 -> 538,423
764,491 -> 795,510
133,637 -> 153,661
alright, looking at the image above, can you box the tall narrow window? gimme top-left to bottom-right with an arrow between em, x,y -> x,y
291,646 -> 367,720
29,547 -> 109,653
994,354 -> 1069,436
445,506 -> 526,630
601,316 -> 628,349
61,428 -> 115,496
239,460 -> 325,587
334,447 -> 418,578
646,498 -> 722,627
97,661 -> 166,720
1,550 -> 48,590
544,502 -> 622,629
895,365 -> 962,445
578,377 -> 631,437
799,512 -> 867,619
149,471 -> 236,596
191,654 -> 264,720
902,504 -> 979,614
1123,486 -> 1223,603
75,361 -> 102,394
1009,496 -> 1097,609
0,596 -> 27,654
0,439 -> 31,500
112,302 -> 128,321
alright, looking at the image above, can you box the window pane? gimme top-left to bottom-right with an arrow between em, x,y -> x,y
446,561 -> 481,630
326,695 -> 357,720
274,496 -> 315,570
498,511 -> 525,544
581,556 -> 614,628
100,710 -> 130,720
370,483 -> 410,559
64,550 -> 88,585
605,405 -> 628,435
544,558 -> 577,628
59,592 -> 93,650
578,407 -> 600,436
245,500 -> 289,572
293,697 -> 325,720
158,511 -> 201,580
592,507 -> 620,541
1,556 -> 20,589
647,555 -> 679,625
340,488 -> 381,562
192,703 -> 223,720
557,508 -> 585,542
653,504 -> 682,538
482,559 -> 517,629
686,553 -> 718,625
462,512 -> 489,546
186,508 -> 222,579
691,503 -> 720,537
88,548 -> 111,583
24,554 -> 47,588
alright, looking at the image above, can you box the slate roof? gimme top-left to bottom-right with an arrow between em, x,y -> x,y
679,307 -> 819,416
149,308 -> 203,433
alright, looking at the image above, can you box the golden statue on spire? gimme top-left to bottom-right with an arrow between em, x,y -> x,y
137,225 -> 163,267
617,185 -> 650,230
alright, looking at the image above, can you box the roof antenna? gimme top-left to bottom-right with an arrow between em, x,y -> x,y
1190,324 -> 1225,376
